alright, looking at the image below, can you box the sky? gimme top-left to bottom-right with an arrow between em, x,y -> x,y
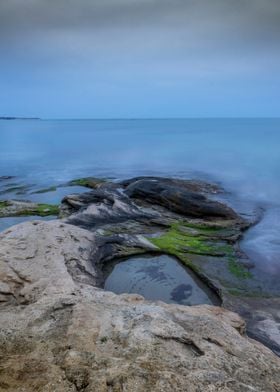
0,0 -> 280,119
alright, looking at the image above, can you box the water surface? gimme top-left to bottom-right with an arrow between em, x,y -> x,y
0,118 -> 279,287
104,255 -> 220,305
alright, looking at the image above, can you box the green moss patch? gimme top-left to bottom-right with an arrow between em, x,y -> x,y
0,202 -> 59,218
17,204 -> 60,217
149,222 -> 229,257
0,201 -> 9,209
228,257 -> 252,279
149,221 -> 251,280
69,177 -> 107,189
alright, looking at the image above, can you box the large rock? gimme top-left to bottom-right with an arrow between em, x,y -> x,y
0,220 -> 279,391
59,177 -> 280,356
123,177 -> 239,220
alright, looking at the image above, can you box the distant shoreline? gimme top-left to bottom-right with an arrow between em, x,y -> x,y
0,117 -> 40,120
1,117 -> 280,121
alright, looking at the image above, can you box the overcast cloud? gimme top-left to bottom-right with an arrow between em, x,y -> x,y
0,0 -> 279,118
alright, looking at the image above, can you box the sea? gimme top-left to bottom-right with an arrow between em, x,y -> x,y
0,118 -> 279,290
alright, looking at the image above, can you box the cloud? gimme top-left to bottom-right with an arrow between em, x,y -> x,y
0,0 -> 279,117
1,0 -> 279,40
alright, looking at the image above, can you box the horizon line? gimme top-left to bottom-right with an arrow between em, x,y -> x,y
1,116 -> 280,121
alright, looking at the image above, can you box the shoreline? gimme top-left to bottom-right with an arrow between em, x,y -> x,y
0,175 -> 279,357
0,175 -> 279,390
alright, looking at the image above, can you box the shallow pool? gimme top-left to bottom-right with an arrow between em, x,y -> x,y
104,254 -> 220,306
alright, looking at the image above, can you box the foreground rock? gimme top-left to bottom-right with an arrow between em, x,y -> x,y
0,220 -> 279,391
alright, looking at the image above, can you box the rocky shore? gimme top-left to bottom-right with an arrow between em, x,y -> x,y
0,176 -> 279,391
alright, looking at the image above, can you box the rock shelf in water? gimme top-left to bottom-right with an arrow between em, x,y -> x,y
0,176 -> 279,391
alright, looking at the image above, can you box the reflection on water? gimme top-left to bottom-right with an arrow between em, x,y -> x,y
104,255 -> 220,306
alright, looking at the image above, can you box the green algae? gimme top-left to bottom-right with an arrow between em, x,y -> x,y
149,222 -> 229,256
0,201 -> 9,209
0,202 -> 59,218
69,177 -> 107,189
17,204 -> 60,217
35,204 -> 60,216
228,257 -> 252,279
148,222 -> 224,272
148,221 -> 251,280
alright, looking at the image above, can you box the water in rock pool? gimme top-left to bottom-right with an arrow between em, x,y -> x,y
0,118 -> 280,287
104,255 -> 221,306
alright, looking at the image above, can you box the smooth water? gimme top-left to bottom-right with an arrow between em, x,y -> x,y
104,255 -> 220,305
0,118 -> 280,286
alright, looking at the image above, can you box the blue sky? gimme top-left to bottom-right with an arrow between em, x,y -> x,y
0,0 -> 280,118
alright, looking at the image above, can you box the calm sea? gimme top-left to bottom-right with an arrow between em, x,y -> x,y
0,118 -> 279,287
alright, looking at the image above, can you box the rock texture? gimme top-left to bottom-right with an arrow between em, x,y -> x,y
0,200 -> 59,217
0,220 -> 279,392
124,177 -> 238,219
0,176 -> 280,391
58,177 -> 280,355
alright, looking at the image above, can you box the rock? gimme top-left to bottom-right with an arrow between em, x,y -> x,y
68,177 -> 108,189
0,200 -> 59,217
120,176 -> 222,194
61,188 -> 156,228
0,220 -> 279,391
124,177 -> 239,220
225,296 -> 280,357
58,177 -> 280,354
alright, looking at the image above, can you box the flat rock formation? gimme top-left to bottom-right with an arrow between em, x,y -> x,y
0,200 -> 59,217
0,176 -> 279,391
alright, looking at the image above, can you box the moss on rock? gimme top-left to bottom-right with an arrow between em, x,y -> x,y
18,204 -> 60,217
228,257 -> 252,279
149,221 -> 251,280
69,177 -> 107,189
0,201 -> 60,218
149,222 -> 229,256
0,201 -> 10,209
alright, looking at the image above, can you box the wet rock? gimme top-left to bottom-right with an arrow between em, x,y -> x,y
225,296 -> 280,357
0,221 -> 279,391
0,200 -> 59,217
68,177 -> 108,189
59,177 -> 279,356
124,177 -> 239,220
62,188 -> 155,228
0,176 -> 279,390
120,176 -> 222,194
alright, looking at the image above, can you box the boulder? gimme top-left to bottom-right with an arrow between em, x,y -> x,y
124,177 -> 239,220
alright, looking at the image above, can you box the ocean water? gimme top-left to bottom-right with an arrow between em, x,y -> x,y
0,118 -> 279,288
